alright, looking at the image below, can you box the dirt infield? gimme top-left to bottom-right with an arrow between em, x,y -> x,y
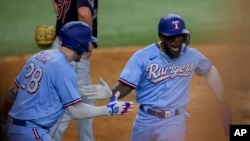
0,45 -> 249,141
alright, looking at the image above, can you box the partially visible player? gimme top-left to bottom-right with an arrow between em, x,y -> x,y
82,14 -> 232,141
3,21 -> 134,141
50,0 -> 98,140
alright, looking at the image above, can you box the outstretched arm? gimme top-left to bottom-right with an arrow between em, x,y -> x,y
204,65 -> 232,137
111,82 -> 133,99
66,92 -> 134,119
205,65 -> 224,100
66,102 -> 108,119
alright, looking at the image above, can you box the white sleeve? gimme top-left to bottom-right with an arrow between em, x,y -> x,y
204,65 -> 225,100
66,102 -> 109,120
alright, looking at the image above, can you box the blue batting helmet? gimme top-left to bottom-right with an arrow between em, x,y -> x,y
60,21 -> 97,54
158,14 -> 189,36
158,14 -> 190,51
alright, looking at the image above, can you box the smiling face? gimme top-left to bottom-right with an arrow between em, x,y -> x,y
159,34 -> 185,59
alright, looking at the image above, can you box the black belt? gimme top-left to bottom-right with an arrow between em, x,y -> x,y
140,105 -> 181,119
13,118 -> 26,126
12,118 -> 48,129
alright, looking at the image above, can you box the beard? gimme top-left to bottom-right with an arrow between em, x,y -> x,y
161,42 -> 182,59
168,45 -> 182,58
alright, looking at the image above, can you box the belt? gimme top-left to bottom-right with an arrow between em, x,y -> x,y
12,118 -> 49,129
12,118 -> 26,126
140,105 -> 184,119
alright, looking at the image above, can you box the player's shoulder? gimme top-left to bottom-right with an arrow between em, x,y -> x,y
185,46 -> 203,54
129,43 -> 159,61
185,46 -> 207,59
49,50 -> 71,69
186,46 -> 198,51
135,43 -> 158,55
36,49 -> 72,71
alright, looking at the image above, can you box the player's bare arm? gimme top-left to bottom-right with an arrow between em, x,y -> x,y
78,7 -> 93,28
78,7 -> 94,59
52,0 -> 58,14
204,65 -> 225,100
204,65 -> 232,136
111,82 -> 133,99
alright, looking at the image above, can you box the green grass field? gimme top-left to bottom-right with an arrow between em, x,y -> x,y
0,0 -> 238,56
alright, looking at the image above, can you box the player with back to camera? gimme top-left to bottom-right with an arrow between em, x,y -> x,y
3,21 -> 134,141
82,14 -> 233,141
50,0 -> 98,140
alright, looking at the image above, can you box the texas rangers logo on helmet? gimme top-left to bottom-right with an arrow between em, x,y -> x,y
172,21 -> 180,29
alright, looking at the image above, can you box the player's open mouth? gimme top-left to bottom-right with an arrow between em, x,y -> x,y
170,45 -> 180,52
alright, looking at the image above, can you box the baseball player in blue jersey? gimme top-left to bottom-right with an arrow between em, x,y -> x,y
82,14 -> 232,141
3,21 -> 134,141
50,0 -> 98,140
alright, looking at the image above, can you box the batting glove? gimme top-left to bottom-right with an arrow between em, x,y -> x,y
81,77 -> 112,100
106,91 -> 134,116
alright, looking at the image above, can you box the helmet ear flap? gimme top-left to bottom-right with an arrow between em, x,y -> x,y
183,34 -> 190,45
182,34 -> 190,52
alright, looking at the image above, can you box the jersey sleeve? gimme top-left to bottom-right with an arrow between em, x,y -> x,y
56,69 -> 82,108
194,50 -> 212,76
119,52 -> 143,88
15,57 -> 35,86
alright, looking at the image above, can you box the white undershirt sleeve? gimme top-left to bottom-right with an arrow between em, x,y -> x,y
66,102 -> 109,120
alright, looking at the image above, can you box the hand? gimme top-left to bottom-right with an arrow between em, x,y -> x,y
106,91 -> 134,115
219,100 -> 232,137
82,77 -> 112,100
222,106 -> 232,137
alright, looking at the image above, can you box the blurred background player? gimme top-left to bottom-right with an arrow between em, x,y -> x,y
82,14 -> 232,141
50,0 -> 98,140
3,21 -> 133,141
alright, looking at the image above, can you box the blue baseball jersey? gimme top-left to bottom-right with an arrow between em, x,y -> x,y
119,43 -> 211,110
9,49 -> 82,128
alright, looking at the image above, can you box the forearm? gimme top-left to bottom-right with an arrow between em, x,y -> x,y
52,0 -> 58,14
205,65 -> 232,136
111,82 -> 132,99
66,103 -> 108,120
78,7 -> 93,28
205,65 -> 225,100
